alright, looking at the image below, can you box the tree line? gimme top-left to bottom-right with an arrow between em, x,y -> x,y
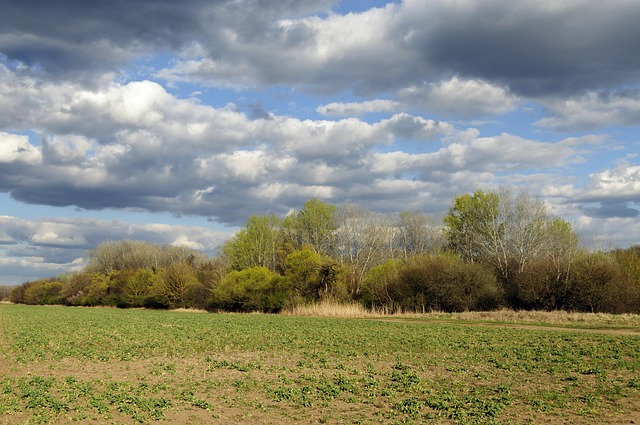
8,189 -> 640,313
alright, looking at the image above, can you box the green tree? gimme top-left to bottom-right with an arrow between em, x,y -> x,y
283,247 -> 344,301
444,190 -> 502,266
22,279 -> 64,305
444,189 -> 577,286
80,273 -> 111,306
284,198 -> 337,255
120,268 -> 155,307
223,214 -> 282,271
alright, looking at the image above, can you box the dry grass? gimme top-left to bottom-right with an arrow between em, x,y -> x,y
281,301 -> 640,328
447,309 -> 640,327
168,307 -> 208,313
281,299 -> 382,318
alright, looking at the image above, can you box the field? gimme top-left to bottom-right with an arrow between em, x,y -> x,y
1,304 -> 640,424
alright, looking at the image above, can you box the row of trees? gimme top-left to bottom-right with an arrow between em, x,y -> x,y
8,190 -> 640,313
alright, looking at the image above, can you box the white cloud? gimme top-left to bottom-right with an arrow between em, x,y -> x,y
536,90 -> 640,131
582,164 -> 640,202
317,99 -> 400,116
368,133 -> 585,176
398,77 -> 519,117
0,132 -> 42,164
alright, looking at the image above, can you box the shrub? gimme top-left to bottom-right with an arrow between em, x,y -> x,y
209,266 -> 284,312
567,253 -> 635,313
390,255 -> 501,312
512,257 -> 573,311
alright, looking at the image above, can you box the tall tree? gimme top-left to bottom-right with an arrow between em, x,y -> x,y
223,214 -> 282,271
444,188 -> 577,282
334,204 -> 391,295
444,190 -> 502,267
284,198 -> 337,255
396,211 -> 444,260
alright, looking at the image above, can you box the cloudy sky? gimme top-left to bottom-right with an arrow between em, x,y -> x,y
1,0 -> 640,284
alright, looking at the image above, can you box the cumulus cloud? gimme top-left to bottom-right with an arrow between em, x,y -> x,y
398,77 -> 519,117
579,164 -> 640,204
2,0 -> 640,98
317,99 -> 399,117
368,133 -> 587,176
536,89 -> 640,131
0,67 -> 462,224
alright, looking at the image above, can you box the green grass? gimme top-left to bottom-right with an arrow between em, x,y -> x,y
1,304 -> 639,424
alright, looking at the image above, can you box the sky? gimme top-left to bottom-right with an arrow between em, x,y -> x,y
1,0 -> 640,285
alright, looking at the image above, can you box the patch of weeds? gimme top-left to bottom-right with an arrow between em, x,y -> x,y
390,363 -> 421,392
206,358 -> 262,372
104,381 -> 172,422
393,397 -> 426,419
19,376 -> 68,413
151,362 -> 177,376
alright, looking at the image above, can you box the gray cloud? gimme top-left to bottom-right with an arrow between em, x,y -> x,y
0,0 -> 334,82
583,203 -> 639,219
3,0 -> 640,100
536,89 -> 640,131
407,1 -> 640,96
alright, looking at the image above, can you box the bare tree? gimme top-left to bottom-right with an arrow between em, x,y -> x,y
396,211 -> 444,260
334,204 -> 390,295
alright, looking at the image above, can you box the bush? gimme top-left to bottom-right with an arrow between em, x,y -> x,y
19,279 -> 65,305
209,267 -> 285,312
567,253 -> 636,313
363,259 -> 403,311
389,255 -> 501,312
512,258 -> 573,310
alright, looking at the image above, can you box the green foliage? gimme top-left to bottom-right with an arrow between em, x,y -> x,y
223,214 -> 282,271
283,247 -> 346,302
210,266 -> 284,312
284,198 -> 337,255
21,279 -> 65,305
118,268 -> 155,308
363,259 -> 403,310
154,262 -> 200,308
444,190 -> 501,265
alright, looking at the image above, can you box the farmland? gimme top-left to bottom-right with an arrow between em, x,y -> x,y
1,305 -> 639,424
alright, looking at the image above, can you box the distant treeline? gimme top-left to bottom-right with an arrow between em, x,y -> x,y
8,190 -> 640,314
